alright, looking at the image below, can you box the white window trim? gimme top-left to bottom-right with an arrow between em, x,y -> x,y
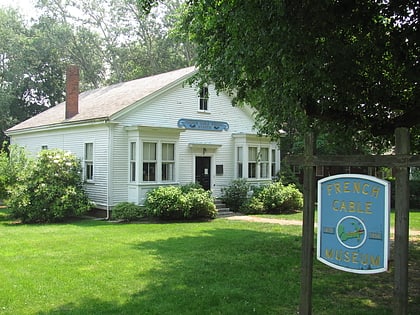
129,141 -> 137,183
142,141 -> 157,182
236,146 -> 243,178
259,147 -> 270,179
140,140 -> 178,183
161,142 -> 175,182
248,146 -> 258,179
84,142 -> 94,182
198,85 -> 209,112
271,149 -> 277,179
236,144 -> 277,180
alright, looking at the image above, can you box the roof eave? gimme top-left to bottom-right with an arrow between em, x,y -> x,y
6,117 -> 113,136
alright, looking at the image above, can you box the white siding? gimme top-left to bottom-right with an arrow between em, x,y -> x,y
10,123 -> 111,209
116,83 -> 266,198
9,80 -> 280,208
109,123 -> 129,206
117,84 -> 256,133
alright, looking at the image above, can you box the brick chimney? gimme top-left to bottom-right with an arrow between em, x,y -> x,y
65,65 -> 79,119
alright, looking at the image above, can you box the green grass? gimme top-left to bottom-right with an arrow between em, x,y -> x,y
408,209 -> 420,228
0,208 -> 419,315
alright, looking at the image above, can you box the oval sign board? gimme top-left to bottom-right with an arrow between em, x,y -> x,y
317,174 -> 390,274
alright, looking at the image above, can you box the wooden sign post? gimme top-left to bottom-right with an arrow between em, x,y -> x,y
298,132 -> 316,315
394,128 -> 411,314
285,127 -> 420,315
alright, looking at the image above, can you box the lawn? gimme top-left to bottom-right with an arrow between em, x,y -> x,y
0,208 -> 419,315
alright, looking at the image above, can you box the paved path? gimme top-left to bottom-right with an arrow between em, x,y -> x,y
225,215 -> 303,226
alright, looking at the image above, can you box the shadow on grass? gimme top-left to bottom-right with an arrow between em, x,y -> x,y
35,224 -> 420,315
36,227 -> 302,314
312,238 -> 420,315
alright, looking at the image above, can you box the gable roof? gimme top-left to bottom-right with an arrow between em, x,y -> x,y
7,67 -> 197,133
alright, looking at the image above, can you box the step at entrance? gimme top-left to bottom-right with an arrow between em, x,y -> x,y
214,199 -> 234,217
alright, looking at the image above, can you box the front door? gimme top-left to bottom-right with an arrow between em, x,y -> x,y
195,157 -> 211,190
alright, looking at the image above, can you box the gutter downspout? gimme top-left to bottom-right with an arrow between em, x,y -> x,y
105,121 -> 112,220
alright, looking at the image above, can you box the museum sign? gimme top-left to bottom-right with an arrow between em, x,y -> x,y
317,174 -> 390,274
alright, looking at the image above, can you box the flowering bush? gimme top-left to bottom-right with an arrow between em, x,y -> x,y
0,144 -> 31,201
145,184 -> 216,220
184,188 -> 217,219
144,186 -> 189,220
222,180 -> 303,214
8,149 -> 92,223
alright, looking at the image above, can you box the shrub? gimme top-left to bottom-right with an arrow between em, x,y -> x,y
277,184 -> 304,212
180,182 -> 202,193
257,182 -> 303,213
8,149 -> 92,223
221,178 -> 250,212
0,149 -> 8,201
145,185 -> 217,220
144,186 -> 189,220
184,188 -> 217,219
0,144 -> 31,201
242,196 -> 265,215
280,161 -> 303,191
112,202 -> 147,221
227,180 -> 303,214
258,182 -> 287,213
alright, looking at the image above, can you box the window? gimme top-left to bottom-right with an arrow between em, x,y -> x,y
271,149 -> 277,178
41,145 -> 48,150
237,147 -> 243,178
260,148 -> 269,178
129,142 -> 136,182
85,143 -> 94,181
248,147 -> 257,178
162,143 -> 174,181
199,86 -> 209,111
143,142 -> 156,181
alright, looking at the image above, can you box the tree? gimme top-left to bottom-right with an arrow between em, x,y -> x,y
141,0 -> 419,153
37,0 -> 193,84
0,8 -> 66,143
1,1 -> 193,143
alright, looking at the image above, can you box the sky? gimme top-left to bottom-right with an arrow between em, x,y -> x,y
0,0 -> 38,19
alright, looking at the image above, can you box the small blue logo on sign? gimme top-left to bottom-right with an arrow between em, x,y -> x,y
317,174 -> 390,274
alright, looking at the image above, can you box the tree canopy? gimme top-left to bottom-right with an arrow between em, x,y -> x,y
2,0 -> 418,153
171,0 -> 419,153
0,8 -> 67,143
0,0 -> 193,143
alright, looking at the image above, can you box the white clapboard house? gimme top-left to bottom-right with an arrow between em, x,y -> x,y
6,66 -> 280,211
